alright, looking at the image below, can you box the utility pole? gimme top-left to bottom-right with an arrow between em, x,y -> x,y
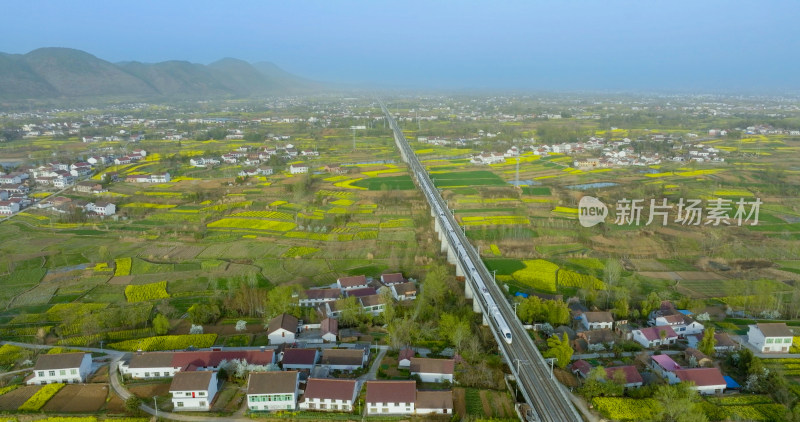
153,397 -> 158,418
514,359 -> 529,400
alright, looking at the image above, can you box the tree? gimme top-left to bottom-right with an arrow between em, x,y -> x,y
125,396 -> 143,416
578,366 -> 623,399
543,333 -> 573,369
541,300 -> 570,326
517,296 -> 543,324
651,382 -> 708,422
612,295 -> 629,319
697,327 -> 716,357
603,259 -> 622,308
152,313 -> 170,335
190,324 -> 204,334
379,288 -> 396,323
337,296 -> 363,327
439,313 -> 472,350
266,285 -> 295,318
235,320 -> 247,332
640,291 -> 661,320
386,317 -> 418,350
187,303 -> 220,325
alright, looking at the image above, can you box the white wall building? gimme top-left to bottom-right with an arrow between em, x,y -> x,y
28,353 -> 93,385
247,371 -> 299,412
169,371 -> 218,411
748,323 -> 793,353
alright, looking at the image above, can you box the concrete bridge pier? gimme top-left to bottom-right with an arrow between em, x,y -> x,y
455,261 -> 465,278
464,278 -> 474,300
482,313 -> 489,326
446,244 -> 457,265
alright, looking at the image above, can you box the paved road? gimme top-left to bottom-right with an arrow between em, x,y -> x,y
381,102 -> 581,422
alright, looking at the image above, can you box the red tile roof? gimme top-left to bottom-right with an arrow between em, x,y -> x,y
282,348 -> 318,365
674,368 -> 726,387
303,378 -> 358,401
321,318 -> 338,336
410,358 -> 454,375
651,354 -> 681,372
639,326 -> 678,341
346,287 -> 376,298
381,273 -> 405,285
571,360 -> 592,376
338,275 -> 367,288
366,381 -> 415,404
170,350 -> 274,370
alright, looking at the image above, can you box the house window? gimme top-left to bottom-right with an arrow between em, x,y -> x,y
70,369 -> 77,375
785,338 -> 792,344
309,403 -> 316,409
383,408 -> 388,413
332,404 -> 338,410
199,392 -> 205,396
49,371 -> 55,376
200,401 -> 206,407
320,404 -> 327,409
145,372 -> 150,377
177,402 -> 184,407
38,371 -> 44,377
767,338 -> 774,344
59,370 -> 66,376
154,372 -> 160,377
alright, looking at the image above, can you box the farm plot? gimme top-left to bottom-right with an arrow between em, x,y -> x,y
41,383 -> 109,412
430,170 -> 506,187
351,175 -> 415,190
0,385 -> 42,410
207,218 -> 296,232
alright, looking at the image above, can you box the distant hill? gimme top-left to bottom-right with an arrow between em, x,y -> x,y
0,47 -> 321,100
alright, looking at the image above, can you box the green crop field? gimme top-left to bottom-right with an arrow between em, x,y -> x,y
351,175 -> 416,190
430,170 -> 506,187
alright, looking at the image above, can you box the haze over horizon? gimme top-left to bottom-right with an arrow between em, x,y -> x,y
3,0 -> 800,93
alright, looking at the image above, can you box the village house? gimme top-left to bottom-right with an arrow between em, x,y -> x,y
632,326 -> 678,349
324,164 -> 347,175
651,354 -> 682,383
150,173 -> 171,183
673,368 -> 726,395
574,329 -> 615,352
748,323 -> 793,353
652,313 -> 704,337
321,318 -> 338,342
267,313 -> 299,345
380,273 -> 406,286
360,294 -> 385,316
299,288 -> 341,307
579,312 -> 614,331
281,348 -> 319,371
85,201 -> 116,216
0,200 -> 20,215
605,366 -> 643,389
337,275 -> 369,291
27,352 -> 93,385
289,164 -> 309,174
299,378 -> 359,412
570,360 -> 592,379
366,381 -> 416,415
75,181 -> 102,193
409,358 -> 455,383
415,390 -> 453,415
169,371 -> 218,411
390,282 -> 417,301
684,348 -> 713,367
246,371 -> 299,412
319,348 -> 367,372
120,349 -> 275,379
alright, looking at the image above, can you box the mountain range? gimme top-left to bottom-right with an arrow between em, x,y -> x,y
0,47 -> 323,100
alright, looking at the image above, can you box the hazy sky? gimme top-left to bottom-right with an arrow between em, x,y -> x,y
3,0 -> 799,92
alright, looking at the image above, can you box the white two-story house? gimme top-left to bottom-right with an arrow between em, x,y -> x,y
169,371 -> 218,411
366,381 -> 416,415
748,323 -> 793,353
247,371 -> 299,412
299,378 -> 358,412
28,353 -> 93,385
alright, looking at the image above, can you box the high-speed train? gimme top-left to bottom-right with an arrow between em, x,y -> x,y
416,170 -> 513,344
